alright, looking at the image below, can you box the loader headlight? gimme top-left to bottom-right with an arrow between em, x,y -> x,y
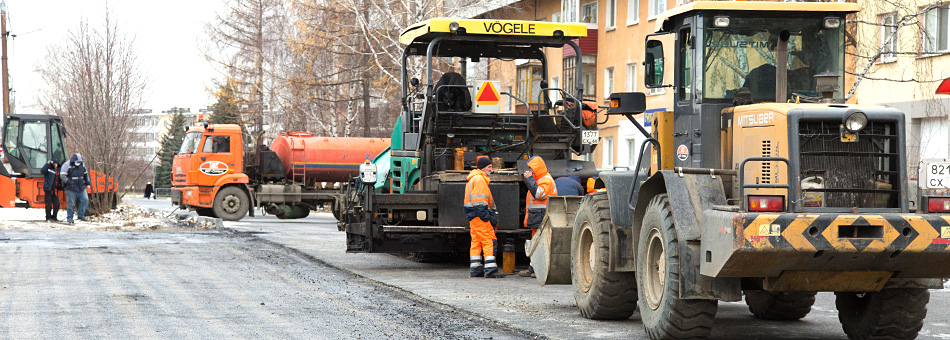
449,21 -> 460,32
843,110 -> 868,133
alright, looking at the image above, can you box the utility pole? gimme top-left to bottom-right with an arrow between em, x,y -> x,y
1,2 -> 10,114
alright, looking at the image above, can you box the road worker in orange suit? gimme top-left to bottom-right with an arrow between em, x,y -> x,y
464,156 -> 505,278
519,156 -> 557,277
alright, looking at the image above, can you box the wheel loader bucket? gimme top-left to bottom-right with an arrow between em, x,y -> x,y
526,196 -> 584,285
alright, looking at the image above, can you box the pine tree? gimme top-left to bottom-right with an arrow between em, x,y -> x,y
154,113 -> 188,188
209,79 -> 243,125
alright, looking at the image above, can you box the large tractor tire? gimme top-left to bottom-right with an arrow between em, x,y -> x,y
213,186 -> 249,221
570,193 -> 637,320
744,290 -> 815,321
835,288 -> 928,340
637,194 -> 717,339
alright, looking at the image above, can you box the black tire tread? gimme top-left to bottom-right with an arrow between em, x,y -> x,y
638,194 -> 717,340
572,193 -> 638,320
744,290 -> 816,321
836,288 -> 928,340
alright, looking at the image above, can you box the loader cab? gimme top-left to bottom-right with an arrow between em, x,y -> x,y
643,2 -> 854,169
172,124 -> 244,188
1,114 -> 68,177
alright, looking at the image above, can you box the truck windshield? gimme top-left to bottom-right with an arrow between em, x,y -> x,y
703,15 -> 844,102
179,132 -> 203,154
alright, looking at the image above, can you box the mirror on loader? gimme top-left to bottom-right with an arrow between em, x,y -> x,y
644,39 -> 665,88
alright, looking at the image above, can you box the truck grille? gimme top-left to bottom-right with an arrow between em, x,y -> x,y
798,120 -> 899,208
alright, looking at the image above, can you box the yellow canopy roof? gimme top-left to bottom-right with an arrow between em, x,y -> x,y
654,1 -> 861,32
400,18 -> 588,45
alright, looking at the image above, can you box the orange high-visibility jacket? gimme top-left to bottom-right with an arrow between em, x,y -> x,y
524,156 -> 557,229
464,168 -> 495,222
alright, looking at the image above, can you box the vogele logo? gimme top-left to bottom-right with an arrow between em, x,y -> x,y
199,161 -> 229,176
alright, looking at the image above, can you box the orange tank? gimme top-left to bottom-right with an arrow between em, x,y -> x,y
269,132 -> 390,183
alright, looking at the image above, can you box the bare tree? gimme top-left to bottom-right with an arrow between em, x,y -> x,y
204,0 -> 287,135
36,11 -> 148,213
847,0 -> 947,100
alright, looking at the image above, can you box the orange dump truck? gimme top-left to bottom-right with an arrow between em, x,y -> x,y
170,123 -> 389,221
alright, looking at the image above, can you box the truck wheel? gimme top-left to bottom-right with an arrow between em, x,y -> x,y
571,193 -> 637,320
836,288 -> 928,340
637,194 -> 717,339
744,290 -> 815,320
213,186 -> 249,221
196,208 -> 216,217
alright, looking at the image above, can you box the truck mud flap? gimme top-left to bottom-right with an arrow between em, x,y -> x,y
701,210 -> 950,286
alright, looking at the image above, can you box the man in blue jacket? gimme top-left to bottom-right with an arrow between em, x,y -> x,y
41,158 -> 61,222
60,153 -> 90,223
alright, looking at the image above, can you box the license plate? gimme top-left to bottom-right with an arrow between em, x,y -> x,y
582,130 -> 599,145
925,162 -> 950,189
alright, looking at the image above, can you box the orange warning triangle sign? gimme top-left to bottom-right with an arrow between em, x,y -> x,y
475,81 -> 500,105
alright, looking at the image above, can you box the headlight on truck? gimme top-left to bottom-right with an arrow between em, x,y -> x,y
843,110 -> 868,133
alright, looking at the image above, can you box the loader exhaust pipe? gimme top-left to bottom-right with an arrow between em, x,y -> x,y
775,30 -> 790,103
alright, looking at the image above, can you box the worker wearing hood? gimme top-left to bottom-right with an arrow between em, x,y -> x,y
41,158 -> 62,221
520,156 -> 557,277
62,153 -> 90,223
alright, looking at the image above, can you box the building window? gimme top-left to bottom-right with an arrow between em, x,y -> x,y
517,65 -> 544,104
552,12 -> 562,23
626,63 -> 637,92
628,139 -> 638,166
648,0 -> 666,20
627,0 -> 639,26
604,67 -> 615,100
550,77 -> 560,102
880,13 -> 898,62
583,70 -> 597,100
581,2 -> 597,24
506,86 -> 513,112
924,5 -> 950,53
649,86 -> 665,96
607,0 -> 617,28
602,136 -> 614,169
562,0 -> 578,23
564,57 -> 577,95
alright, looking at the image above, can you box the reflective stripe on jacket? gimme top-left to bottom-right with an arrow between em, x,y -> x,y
524,156 -> 557,229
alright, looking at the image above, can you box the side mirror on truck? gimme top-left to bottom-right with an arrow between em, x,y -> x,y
644,40 -> 665,88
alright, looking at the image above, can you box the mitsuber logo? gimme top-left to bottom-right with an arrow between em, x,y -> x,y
199,161 -> 228,176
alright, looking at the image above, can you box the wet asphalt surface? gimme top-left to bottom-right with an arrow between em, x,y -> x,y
0,229 -> 531,339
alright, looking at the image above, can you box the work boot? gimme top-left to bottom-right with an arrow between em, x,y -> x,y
518,269 -> 536,278
486,271 -> 508,278
67,220 -> 74,224
78,217 -> 88,222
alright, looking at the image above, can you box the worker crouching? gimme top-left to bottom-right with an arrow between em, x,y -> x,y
464,156 -> 505,278
520,156 -> 557,277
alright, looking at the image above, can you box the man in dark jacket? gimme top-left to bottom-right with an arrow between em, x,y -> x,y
61,153 -> 90,223
554,175 -> 585,196
41,158 -> 61,222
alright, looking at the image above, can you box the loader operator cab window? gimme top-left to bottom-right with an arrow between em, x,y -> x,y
702,14 -> 843,103
179,132 -> 202,154
678,28 -> 692,102
21,120 -> 49,169
202,136 -> 231,153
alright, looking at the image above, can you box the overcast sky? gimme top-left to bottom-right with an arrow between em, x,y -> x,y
6,0 -> 223,115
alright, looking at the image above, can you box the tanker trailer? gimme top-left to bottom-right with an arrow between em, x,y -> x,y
170,123 -> 389,221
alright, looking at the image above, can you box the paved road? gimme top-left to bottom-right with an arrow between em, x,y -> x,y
127,197 -> 950,339
0,227 -> 531,339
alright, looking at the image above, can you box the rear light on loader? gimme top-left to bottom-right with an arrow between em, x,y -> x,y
928,197 -> 950,213
748,195 -> 785,212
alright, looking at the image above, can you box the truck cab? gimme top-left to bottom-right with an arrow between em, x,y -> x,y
171,124 -> 251,220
